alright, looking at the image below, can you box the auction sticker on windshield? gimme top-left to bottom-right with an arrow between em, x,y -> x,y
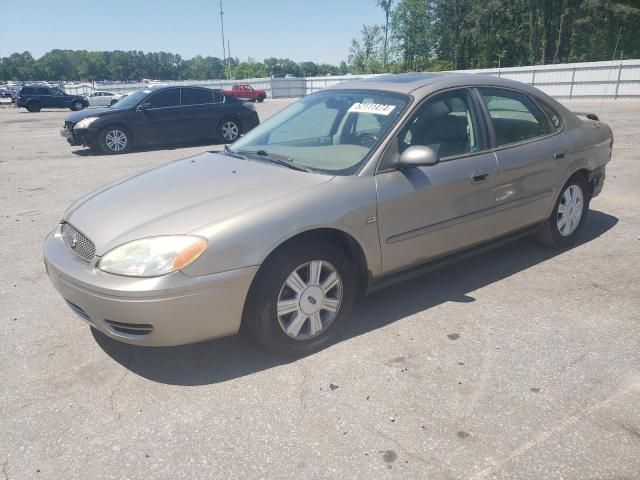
348,103 -> 396,115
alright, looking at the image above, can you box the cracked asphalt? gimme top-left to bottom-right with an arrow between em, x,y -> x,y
1,98 -> 639,479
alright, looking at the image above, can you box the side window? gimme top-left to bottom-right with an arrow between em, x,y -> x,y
146,89 -> 180,108
538,101 -> 562,131
21,87 -> 34,94
35,87 -> 49,95
181,88 -> 213,105
400,89 -> 481,158
213,90 -> 225,103
50,88 -> 64,96
479,88 -> 549,146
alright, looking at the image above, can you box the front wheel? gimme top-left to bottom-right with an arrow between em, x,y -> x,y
256,95 -> 265,103
98,126 -> 131,154
244,240 -> 356,356
535,175 -> 590,248
219,118 -> 241,143
71,101 -> 85,111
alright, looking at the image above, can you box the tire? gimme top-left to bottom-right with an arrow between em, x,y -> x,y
71,101 -> 85,111
110,99 -> 118,106
26,102 -> 41,112
98,126 -> 131,154
218,118 -> 241,143
257,95 -> 265,103
244,239 -> 357,356
535,174 -> 591,248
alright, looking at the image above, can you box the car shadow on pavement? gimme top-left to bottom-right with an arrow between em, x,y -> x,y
71,139 -> 227,156
93,210 -> 618,386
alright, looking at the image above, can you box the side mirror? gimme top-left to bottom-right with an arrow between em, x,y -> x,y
398,145 -> 439,168
137,102 -> 152,111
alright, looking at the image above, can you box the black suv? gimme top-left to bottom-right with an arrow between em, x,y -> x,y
61,86 -> 260,154
16,85 -> 88,112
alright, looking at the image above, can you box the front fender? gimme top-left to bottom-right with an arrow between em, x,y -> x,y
182,176 -> 382,278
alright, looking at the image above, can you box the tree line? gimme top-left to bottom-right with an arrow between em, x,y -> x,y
0,50 -> 349,81
1,0 -> 639,81
350,0 -> 640,73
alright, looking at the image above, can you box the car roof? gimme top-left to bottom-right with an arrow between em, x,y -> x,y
329,72 -> 544,97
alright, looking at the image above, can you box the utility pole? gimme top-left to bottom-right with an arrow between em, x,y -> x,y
219,0 -> 227,79
227,40 -> 232,79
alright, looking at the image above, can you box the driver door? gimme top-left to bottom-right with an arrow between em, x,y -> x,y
376,88 -> 498,274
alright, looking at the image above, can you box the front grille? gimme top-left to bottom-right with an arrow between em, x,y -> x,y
61,222 -> 95,261
105,320 -> 153,336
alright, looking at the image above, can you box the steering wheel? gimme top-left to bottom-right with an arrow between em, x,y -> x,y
356,133 -> 379,148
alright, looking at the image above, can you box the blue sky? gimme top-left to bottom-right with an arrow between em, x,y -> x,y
0,0 -> 384,64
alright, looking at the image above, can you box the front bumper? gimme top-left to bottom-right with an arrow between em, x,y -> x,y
60,127 -> 96,147
43,229 -> 258,346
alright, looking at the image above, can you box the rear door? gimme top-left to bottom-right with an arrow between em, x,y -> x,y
180,88 -> 223,141
49,88 -> 69,108
376,88 -> 498,274
476,87 -> 567,236
135,88 -> 183,145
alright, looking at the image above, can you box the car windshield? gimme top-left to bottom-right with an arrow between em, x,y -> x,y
110,89 -> 150,109
230,90 -> 408,175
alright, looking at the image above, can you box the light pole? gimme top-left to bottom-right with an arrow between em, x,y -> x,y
219,0 -> 227,79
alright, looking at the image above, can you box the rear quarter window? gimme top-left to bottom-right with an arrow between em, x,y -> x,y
538,102 -> 563,131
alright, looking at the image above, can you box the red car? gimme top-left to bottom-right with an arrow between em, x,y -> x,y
223,84 -> 267,103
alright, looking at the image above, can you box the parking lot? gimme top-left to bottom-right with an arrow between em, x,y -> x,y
1,98 -> 639,479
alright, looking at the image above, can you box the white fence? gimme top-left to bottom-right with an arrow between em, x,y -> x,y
63,59 -> 640,100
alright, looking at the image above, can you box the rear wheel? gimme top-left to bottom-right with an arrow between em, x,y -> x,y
535,175 -> 590,248
244,240 -> 356,356
219,118 -> 241,143
98,126 -> 131,154
26,102 -> 41,112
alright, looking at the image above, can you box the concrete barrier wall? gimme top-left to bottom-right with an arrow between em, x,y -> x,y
63,59 -> 640,100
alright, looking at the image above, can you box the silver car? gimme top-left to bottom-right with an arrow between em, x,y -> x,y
43,73 -> 612,355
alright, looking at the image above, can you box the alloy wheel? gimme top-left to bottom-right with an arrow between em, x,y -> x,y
277,260 -> 343,340
557,184 -> 584,236
105,129 -> 128,152
221,121 -> 239,142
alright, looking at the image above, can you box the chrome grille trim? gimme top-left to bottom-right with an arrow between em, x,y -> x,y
61,223 -> 95,261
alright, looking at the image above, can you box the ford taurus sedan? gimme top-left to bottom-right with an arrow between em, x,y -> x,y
61,86 -> 259,154
44,73 -> 612,355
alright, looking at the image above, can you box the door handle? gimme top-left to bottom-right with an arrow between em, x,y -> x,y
471,171 -> 492,184
554,151 -> 566,160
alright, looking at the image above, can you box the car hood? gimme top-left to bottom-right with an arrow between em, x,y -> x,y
63,152 -> 334,255
65,107 -> 120,123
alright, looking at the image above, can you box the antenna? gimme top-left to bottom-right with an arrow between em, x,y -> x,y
219,0 -> 227,79
599,25 -> 623,117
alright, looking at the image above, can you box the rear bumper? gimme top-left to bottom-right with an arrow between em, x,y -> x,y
589,165 -> 606,198
43,229 -> 258,346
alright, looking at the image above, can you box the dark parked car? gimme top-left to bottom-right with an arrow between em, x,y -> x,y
61,86 -> 260,154
16,85 -> 88,112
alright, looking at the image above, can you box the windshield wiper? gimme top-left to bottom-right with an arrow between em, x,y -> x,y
236,149 -> 312,173
221,145 -> 248,160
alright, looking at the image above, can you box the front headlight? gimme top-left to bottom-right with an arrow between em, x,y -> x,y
74,117 -> 98,130
98,236 -> 208,277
